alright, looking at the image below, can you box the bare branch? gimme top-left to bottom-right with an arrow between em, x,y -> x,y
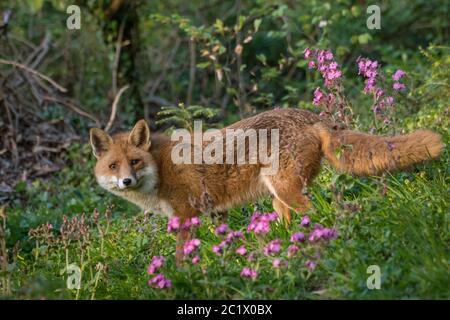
43,95 -> 101,127
0,58 -> 67,93
104,85 -> 130,133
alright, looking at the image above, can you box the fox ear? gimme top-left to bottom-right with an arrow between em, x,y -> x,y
90,128 -> 112,158
128,119 -> 151,150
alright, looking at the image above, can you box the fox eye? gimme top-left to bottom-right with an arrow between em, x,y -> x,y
131,159 -> 141,166
109,163 -> 117,170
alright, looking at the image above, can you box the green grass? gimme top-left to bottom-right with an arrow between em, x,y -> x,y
1,104 -> 449,300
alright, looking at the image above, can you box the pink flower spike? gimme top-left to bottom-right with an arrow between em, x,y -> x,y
148,274 -> 172,289
147,256 -> 165,274
313,87 -> 324,106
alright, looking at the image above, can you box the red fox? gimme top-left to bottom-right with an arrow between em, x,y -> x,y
90,108 -> 444,260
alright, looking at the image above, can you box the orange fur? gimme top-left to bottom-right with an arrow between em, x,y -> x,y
314,123 -> 444,176
90,108 -> 444,262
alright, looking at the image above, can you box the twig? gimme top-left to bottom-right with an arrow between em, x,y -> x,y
0,59 -> 67,93
104,85 -> 129,132
43,95 -> 101,127
112,18 -> 126,96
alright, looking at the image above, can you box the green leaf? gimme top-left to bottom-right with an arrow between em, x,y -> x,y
196,61 -> 211,69
254,19 -> 262,32
27,0 -> 44,13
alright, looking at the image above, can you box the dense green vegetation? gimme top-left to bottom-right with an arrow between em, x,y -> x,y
0,0 -> 448,299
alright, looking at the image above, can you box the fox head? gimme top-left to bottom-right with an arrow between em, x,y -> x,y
90,120 -> 158,194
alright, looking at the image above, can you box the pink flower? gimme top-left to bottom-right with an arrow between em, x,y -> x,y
326,69 -> 342,80
240,267 -> 258,280
215,224 -> 228,235
303,48 -> 312,59
225,230 -> 243,244
300,215 -> 311,227
247,252 -> 256,262
365,77 -> 377,91
247,212 -> 276,235
393,82 -> 406,91
321,227 -> 338,240
192,255 -> 200,264
212,245 -> 222,255
324,50 -> 334,61
305,260 -> 316,270
313,87 -> 324,106
308,60 -> 316,69
357,57 -> 379,80
147,256 -> 165,274
308,229 -> 323,242
182,219 -> 192,230
385,96 -> 394,105
190,217 -> 201,226
236,246 -> 247,256
148,274 -> 172,289
266,212 -> 278,221
376,88 -> 384,99
263,239 -> 282,255
316,50 -> 326,63
183,239 -> 200,255
287,245 -> 299,258
290,232 -> 306,243
212,241 -> 227,256
273,258 -> 288,269
167,217 -> 180,233
328,61 -> 338,70
392,69 -> 406,81
308,225 -> 338,242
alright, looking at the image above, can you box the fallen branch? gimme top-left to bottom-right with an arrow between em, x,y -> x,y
104,85 -> 129,132
0,58 -> 67,93
43,95 -> 101,127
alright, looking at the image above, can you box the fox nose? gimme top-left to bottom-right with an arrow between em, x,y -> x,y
123,178 -> 132,186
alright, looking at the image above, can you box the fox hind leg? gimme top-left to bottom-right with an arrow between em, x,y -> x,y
272,197 -> 292,224
264,175 -> 311,224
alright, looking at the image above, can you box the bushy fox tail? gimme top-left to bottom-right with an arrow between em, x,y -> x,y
313,123 -> 445,176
